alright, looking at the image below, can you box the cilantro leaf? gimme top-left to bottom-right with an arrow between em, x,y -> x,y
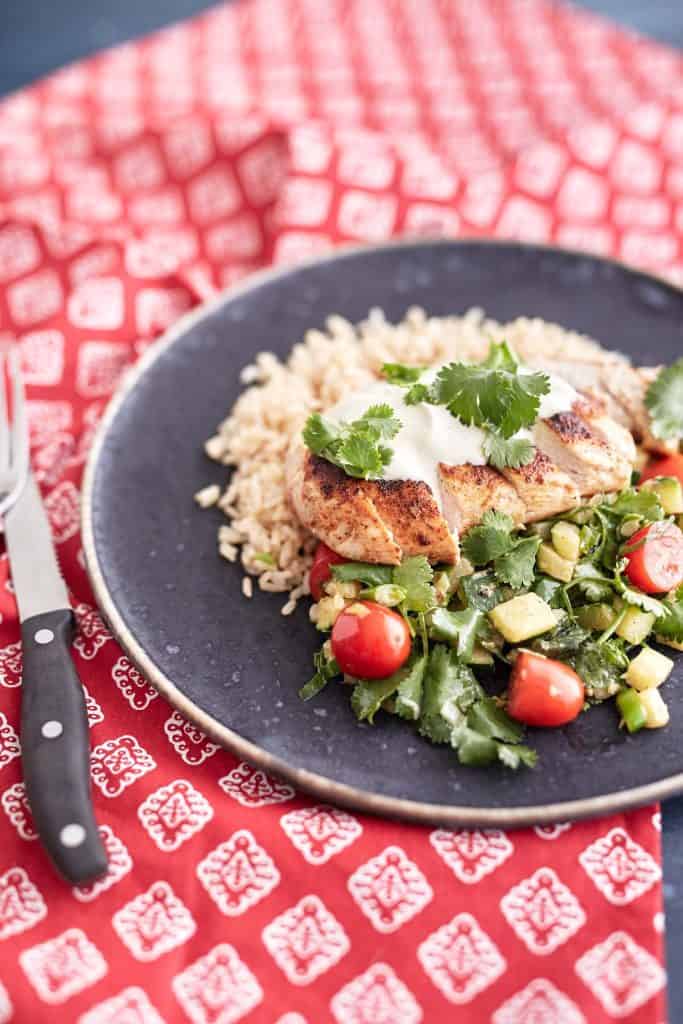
482,339 -> 519,371
350,403 -> 401,440
302,403 -> 402,480
571,561 -> 615,602
494,535 -> 541,589
531,619 -> 591,658
405,383 -> 431,405
461,511 -> 515,565
381,363 -> 426,386
395,654 -> 428,720
331,562 -> 393,587
497,743 -> 538,769
432,362 -> 550,438
299,650 -> 339,701
615,574 -> 668,618
645,357 -> 683,440
607,488 -> 663,522
428,607 -> 485,662
418,646 -> 482,744
655,586 -> 683,642
393,556 -> 436,612
483,432 -> 535,470
302,413 -> 340,455
460,570 -> 509,611
467,697 -> 524,743
351,674 -> 403,724
573,639 -> 628,701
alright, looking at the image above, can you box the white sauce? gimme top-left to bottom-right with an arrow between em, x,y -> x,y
327,367 -> 578,508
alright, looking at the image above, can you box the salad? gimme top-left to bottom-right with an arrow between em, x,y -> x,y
301,447 -> 683,771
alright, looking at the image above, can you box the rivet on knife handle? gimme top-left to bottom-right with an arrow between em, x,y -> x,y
20,609 -> 107,884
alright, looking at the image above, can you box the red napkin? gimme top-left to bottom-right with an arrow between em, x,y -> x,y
0,0 -> 673,1020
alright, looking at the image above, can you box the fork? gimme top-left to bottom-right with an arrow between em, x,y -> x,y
1,352 -> 107,883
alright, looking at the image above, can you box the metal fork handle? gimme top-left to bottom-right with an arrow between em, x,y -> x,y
20,609 -> 107,884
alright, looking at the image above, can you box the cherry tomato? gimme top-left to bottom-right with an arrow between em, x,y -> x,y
640,453 -> 683,486
624,521 -> 683,594
507,651 -> 584,728
309,542 -> 347,601
331,601 -> 411,679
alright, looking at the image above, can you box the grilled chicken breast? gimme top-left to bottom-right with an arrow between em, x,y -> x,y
286,397 -> 636,566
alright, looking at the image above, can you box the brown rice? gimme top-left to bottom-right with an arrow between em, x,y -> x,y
202,306 -> 618,609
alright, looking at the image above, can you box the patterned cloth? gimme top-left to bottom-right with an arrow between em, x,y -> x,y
0,0 -> 676,1020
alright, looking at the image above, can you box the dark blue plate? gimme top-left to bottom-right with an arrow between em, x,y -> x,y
82,239 -> 683,826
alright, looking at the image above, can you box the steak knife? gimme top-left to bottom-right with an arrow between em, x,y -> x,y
5,474 -> 107,883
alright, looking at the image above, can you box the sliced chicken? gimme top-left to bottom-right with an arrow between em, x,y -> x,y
439,463 -> 525,534
500,450 -> 581,523
287,396 -> 637,565
286,442 -> 458,566
521,354 -> 675,456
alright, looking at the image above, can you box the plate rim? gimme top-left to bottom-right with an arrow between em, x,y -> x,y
82,235 -> 683,827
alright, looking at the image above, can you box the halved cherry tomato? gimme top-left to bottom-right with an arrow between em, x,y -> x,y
640,453 -> 683,486
623,521 -> 683,594
309,542 -> 347,601
331,601 -> 411,679
507,651 -> 584,728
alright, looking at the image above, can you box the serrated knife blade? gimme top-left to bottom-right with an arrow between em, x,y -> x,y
4,474 -> 70,622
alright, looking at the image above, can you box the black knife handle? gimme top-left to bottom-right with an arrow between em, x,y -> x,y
20,609 -> 108,884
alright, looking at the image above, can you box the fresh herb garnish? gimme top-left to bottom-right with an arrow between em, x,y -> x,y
430,348 -> 550,438
655,585 -> 683,642
645,357 -> 683,440
483,432 -> 536,470
302,403 -> 401,479
381,363 -> 426,386
299,649 -> 340,701
393,556 -> 435,612
461,510 -> 540,588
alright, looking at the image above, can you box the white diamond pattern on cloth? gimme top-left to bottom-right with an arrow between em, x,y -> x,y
330,962 -> 423,1024
418,912 -> 506,1004
430,829 -> 513,884
348,846 -> 432,933
534,824 -> 571,841
579,826 -> 662,905
77,986 -> 166,1024
163,711 -> 220,765
501,868 -> 586,955
0,866 -> 46,939
138,779 -> 213,852
574,931 -> 666,1018
280,805 -> 362,864
219,761 -> 295,807
91,735 -> 156,798
172,943 -> 263,1024
20,928 -> 108,1004
1,782 -> 36,840
111,656 -> 159,711
492,977 -> 587,1024
112,880 -> 196,961
197,829 -> 280,916
262,894 -> 350,985
0,642 -> 22,688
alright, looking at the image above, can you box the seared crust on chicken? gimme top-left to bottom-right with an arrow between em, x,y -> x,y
439,463 -> 525,534
286,392 -> 637,565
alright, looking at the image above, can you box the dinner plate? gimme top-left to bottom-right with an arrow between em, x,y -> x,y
83,238 -> 683,827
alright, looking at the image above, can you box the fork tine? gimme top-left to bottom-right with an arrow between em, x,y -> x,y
8,349 -> 29,483
0,352 -> 9,478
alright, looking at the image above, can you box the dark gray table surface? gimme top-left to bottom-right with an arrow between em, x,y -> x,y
1,0 -> 681,1013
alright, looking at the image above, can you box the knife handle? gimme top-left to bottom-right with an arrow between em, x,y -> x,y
20,609 -> 108,884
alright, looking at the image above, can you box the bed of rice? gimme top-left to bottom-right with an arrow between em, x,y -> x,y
199,306 -> 612,613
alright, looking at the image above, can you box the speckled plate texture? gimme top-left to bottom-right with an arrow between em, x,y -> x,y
82,239 -> 683,827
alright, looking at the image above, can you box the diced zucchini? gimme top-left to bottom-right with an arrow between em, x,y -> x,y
641,475 -> 683,515
537,542 -> 575,583
656,634 -> 683,651
638,687 -> 670,728
315,594 -> 346,630
576,603 -> 617,632
616,606 -> 656,646
470,644 -> 494,666
624,647 -> 674,691
551,521 -> 581,562
488,593 -> 557,644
